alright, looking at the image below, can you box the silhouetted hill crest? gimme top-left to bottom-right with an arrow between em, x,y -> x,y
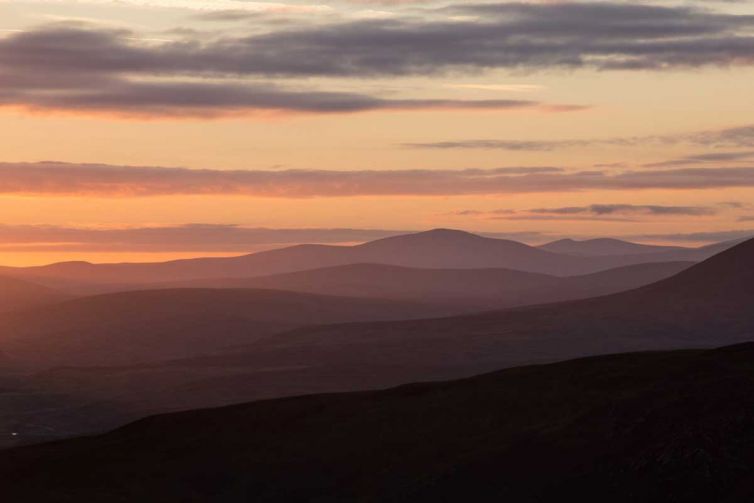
641,237 -> 754,298
5,344 -> 754,502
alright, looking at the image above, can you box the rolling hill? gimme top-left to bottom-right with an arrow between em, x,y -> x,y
0,276 -> 69,313
164,261 -> 693,311
137,236 -> 750,388
0,229 -> 728,289
4,343 -> 754,502
539,237 -> 687,256
9,241 -> 748,442
553,260 -> 694,299
0,288 -> 447,369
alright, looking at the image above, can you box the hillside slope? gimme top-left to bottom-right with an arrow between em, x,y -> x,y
11,243 -> 747,441
0,277 -> 69,313
4,344 -> 754,502
165,261 -> 692,310
0,288 -> 447,368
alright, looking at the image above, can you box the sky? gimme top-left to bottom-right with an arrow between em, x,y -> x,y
1,0 -> 753,265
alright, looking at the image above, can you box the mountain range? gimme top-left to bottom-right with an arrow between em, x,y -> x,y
0,230 -> 741,291
4,237 -> 750,447
538,237 -> 687,256
158,260 -> 693,311
173,235 -> 754,383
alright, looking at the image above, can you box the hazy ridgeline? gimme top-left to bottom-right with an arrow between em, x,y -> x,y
1,231 -> 753,502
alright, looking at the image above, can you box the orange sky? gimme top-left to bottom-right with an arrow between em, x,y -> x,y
1,0 -> 753,265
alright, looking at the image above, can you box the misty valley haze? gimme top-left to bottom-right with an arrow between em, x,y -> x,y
1,231 -> 754,502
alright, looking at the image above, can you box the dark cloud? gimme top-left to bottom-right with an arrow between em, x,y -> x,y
447,210 -> 487,216
495,214 -> 640,222
1,161 -> 753,197
0,26 -> 583,117
447,203 -> 720,222
403,140 -> 593,151
447,209 -> 516,217
529,204 -> 719,216
645,150 -> 754,167
193,10 -> 268,22
178,3 -> 754,75
20,81 -> 552,117
0,67 -> 553,118
1,1 -> 753,115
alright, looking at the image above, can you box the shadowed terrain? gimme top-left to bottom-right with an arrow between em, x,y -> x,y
5,239 -> 749,446
161,261 -> 692,311
123,235 -> 753,406
3,343 -> 754,502
0,276 -> 69,313
233,236 -> 754,372
0,289 -> 448,369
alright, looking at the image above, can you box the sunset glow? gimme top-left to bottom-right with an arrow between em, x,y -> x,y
1,0 -> 753,265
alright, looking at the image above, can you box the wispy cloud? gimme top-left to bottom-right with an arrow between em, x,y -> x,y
0,224 -> 409,253
528,204 -> 719,217
2,162 -> 754,198
444,84 -> 545,93
405,125 -> 754,151
644,150 -> 754,167
446,203 -> 722,222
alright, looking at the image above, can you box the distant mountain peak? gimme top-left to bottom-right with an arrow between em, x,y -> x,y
413,228 -> 483,239
359,228 -> 488,248
38,260 -> 94,269
546,237 -> 637,246
584,238 -> 630,244
540,237 -> 684,257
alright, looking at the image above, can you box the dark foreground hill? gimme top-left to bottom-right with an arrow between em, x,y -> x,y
3,343 -> 754,502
